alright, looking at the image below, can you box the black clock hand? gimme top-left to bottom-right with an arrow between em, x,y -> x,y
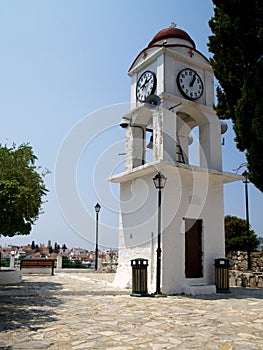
141,77 -> 150,89
189,73 -> 196,87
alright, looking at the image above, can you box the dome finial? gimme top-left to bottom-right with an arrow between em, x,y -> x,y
170,22 -> 176,28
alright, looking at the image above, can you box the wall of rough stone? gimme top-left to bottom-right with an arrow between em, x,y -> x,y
227,251 -> 263,272
227,251 -> 263,288
229,270 -> 263,288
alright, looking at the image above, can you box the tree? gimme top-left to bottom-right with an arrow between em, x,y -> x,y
208,0 -> 263,192
62,256 -> 70,268
0,143 -> 48,237
54,242 -> 60,254
225,215 -> 259,252
31,240 -> 36,249
73,260 -> 83,268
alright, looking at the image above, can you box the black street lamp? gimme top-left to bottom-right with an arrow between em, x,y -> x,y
152,171 -> 167,295
94,203 -> 101,271
242,171 -> 251,270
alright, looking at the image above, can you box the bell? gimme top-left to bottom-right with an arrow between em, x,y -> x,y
221,121 -> 228,134
188,134 -> 193,145
147,135 -> 153,149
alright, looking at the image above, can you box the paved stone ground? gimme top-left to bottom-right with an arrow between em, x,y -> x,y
0,271 -> 263,349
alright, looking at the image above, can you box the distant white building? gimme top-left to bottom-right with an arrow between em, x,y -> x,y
69,248 -> 87,257
109,25 -> 241,295
59,247 -> 69,255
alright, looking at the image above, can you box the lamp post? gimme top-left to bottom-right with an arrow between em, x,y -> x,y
242,171 -> 251,270
152,171 -> 167,295
94,203 -> 101,271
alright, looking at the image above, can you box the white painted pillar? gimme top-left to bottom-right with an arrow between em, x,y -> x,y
10,254 -> 15,268
57,255 -> 62,269
153,108 -> 177,162
199,116 -> 222,171
125,124 -> 145,170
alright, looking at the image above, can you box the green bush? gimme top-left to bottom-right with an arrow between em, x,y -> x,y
0,258 -> 10,267
61,256 -> 88,269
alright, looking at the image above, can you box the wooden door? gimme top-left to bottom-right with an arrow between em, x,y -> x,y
185,219 -> 203,278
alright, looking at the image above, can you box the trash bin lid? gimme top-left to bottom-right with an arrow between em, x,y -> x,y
214,258 -> 230,267
131,258 -> 148,266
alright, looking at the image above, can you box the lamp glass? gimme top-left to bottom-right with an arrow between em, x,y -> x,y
242,170 -> 249,183
95,203 -> 101,213
153,172 -> 167,189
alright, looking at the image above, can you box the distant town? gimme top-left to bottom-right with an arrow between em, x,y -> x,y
0,240 -> 118,271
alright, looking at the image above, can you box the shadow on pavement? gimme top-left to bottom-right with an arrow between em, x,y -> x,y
58,289 -> 130,297
184,287 -> 263,300
0,280 -> 63,332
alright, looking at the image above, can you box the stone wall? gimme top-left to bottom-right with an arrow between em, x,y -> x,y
227,251 -> 263,272
229,270 -> 263,288
227,251 -> 263,288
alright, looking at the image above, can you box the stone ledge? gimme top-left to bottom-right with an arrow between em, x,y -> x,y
182,284 -> 216,296
0,269 -> 22,285
229,270 -> 263,288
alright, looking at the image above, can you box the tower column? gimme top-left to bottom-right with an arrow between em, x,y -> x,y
152,108 -> 177,162
125,124 -> 145,171
199,115 -> 222,171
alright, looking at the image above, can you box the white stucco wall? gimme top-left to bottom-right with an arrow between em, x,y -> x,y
114,177 -> 157,292
113,164 -> 226,295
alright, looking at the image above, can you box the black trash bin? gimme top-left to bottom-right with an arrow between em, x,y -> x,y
214,258 -> 230,293
130,258 -> 149,297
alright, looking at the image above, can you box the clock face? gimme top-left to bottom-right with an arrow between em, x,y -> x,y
177,68 -> 204,100
136,71 -> 157,102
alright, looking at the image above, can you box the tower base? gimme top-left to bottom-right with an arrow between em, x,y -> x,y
182,284 -> 216,296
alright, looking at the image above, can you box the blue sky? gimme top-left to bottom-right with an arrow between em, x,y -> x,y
1,0 -> 262,249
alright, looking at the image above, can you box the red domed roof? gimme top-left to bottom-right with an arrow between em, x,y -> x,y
148,26 -> 195,48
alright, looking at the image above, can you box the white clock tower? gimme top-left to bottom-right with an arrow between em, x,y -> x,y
109,25 -> 241,295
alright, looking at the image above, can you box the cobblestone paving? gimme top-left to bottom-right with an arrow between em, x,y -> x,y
0,272 -> 263,349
